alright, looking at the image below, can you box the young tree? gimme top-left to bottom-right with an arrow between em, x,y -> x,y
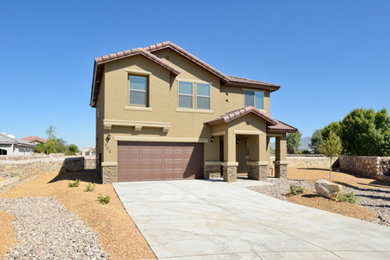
321,121 -> 341,141
43,125 -> 68,154
287,131 -> 302,154
309,129 -> 323,154
319,130 -> 342,179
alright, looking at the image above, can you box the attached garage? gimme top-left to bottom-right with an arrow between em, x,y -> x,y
117,141 -> 204,182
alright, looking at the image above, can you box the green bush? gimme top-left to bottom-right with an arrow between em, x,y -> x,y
98,194 -> 110,204
65,144 -> 80,155
85,183 -> 96,192
68,179 -> 80,187
337,192 -> 358,204
290,185 -> 304,195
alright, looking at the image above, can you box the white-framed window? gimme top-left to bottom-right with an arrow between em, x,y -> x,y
196,83 -> 210,110
129,75 -> 148,106
245,90 -> 264,110
178,81 -> 193,108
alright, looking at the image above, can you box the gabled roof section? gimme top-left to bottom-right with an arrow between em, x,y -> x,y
144,41 -> 230,82
205,107 -> 298,134
0,133 -> 36,147
90,41 -> 281,107
206,106 -> 279,126
90,48 -> 181,107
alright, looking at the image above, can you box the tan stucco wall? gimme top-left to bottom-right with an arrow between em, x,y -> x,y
98,48 -> 272,164
95,74 -> 105,165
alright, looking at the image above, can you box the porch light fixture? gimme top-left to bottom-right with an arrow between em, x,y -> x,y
106,134 -> 111,143
210,136 -> 214,143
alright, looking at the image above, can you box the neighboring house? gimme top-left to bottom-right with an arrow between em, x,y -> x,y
81,147 -> 96,156
90,41 -> 297,184
0,133 -> 35,155
21,136 -> 47,145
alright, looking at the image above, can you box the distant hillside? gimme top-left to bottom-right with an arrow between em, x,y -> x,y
270,136 -> 312,151
299,137 -> 311,151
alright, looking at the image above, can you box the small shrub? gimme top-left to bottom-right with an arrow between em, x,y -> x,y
337,192 -> 358,204
68,179 -> 80,187
85,183 -> 96,192
290,185 -> 304,195
98,194 -> 110,204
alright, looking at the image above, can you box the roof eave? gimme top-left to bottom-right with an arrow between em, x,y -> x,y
224,81 -> 280,92
90,62 -> 98,107
267,129 -> 298,134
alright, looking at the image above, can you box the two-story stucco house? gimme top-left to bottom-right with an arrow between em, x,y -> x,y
90,41 -> 297,184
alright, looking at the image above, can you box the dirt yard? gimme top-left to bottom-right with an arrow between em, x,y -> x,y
0,211 -> 17,258
287,189 -> 376,221
0,171 -> 155,260
288,167 -> 390,190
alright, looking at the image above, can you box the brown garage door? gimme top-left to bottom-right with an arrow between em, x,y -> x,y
117,141 -> 204,182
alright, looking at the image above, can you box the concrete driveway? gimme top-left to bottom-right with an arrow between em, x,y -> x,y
114,180 -> 390,259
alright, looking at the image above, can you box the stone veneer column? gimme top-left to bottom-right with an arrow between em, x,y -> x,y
274,161 -> 288,178
275,135 -> 288,178
102,165 -> 118,184
247,161 -> 268,181
222,162 -> 238,182
204,161 -> 222,179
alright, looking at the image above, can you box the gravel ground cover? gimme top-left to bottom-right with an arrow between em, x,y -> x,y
249,168 -> 390,226
0,171 -> 156,260
0,197 -> 107,259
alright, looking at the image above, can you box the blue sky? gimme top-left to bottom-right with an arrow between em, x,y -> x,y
1,0 -> 389,147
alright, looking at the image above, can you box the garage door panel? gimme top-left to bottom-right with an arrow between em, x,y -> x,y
117,141 -> 204,182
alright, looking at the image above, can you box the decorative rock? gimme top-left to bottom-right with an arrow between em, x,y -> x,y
314,179 -> 342,199
0,197 -> 107,259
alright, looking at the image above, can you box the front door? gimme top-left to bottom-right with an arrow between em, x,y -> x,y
219,139 -> 224,174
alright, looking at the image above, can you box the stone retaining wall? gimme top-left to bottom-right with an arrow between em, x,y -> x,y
84,156 -> 96,169
339,155 -> 390,183
270,155 -> 337,169
0,156 -> 86,192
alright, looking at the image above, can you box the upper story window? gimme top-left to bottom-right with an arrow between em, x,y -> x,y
178,81 -> 193,108
129,75 -> 148,106
245,90 -> 264,110
196,83 -> 210,110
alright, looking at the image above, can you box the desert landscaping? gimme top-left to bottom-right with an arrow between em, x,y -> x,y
0,170 -> 155,259
250,167 -> 390,226
1,164 -> 390,259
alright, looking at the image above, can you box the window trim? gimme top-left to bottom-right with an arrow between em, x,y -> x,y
178,80 -> 194,109
244,90 -> 265,110
196,82 -> 211,110
128,74 -> 149,107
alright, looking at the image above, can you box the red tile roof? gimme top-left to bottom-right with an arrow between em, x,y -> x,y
206,106 -> 279,126
205,106 -> 297,134
94,48 -> 180,76
267,120 -> 298,134
21,136 -> 47,143
90,41 -> 280,107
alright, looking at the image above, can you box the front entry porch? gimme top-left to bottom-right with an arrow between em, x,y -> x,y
205,133 -> 288,182
204,107 -> 297,182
